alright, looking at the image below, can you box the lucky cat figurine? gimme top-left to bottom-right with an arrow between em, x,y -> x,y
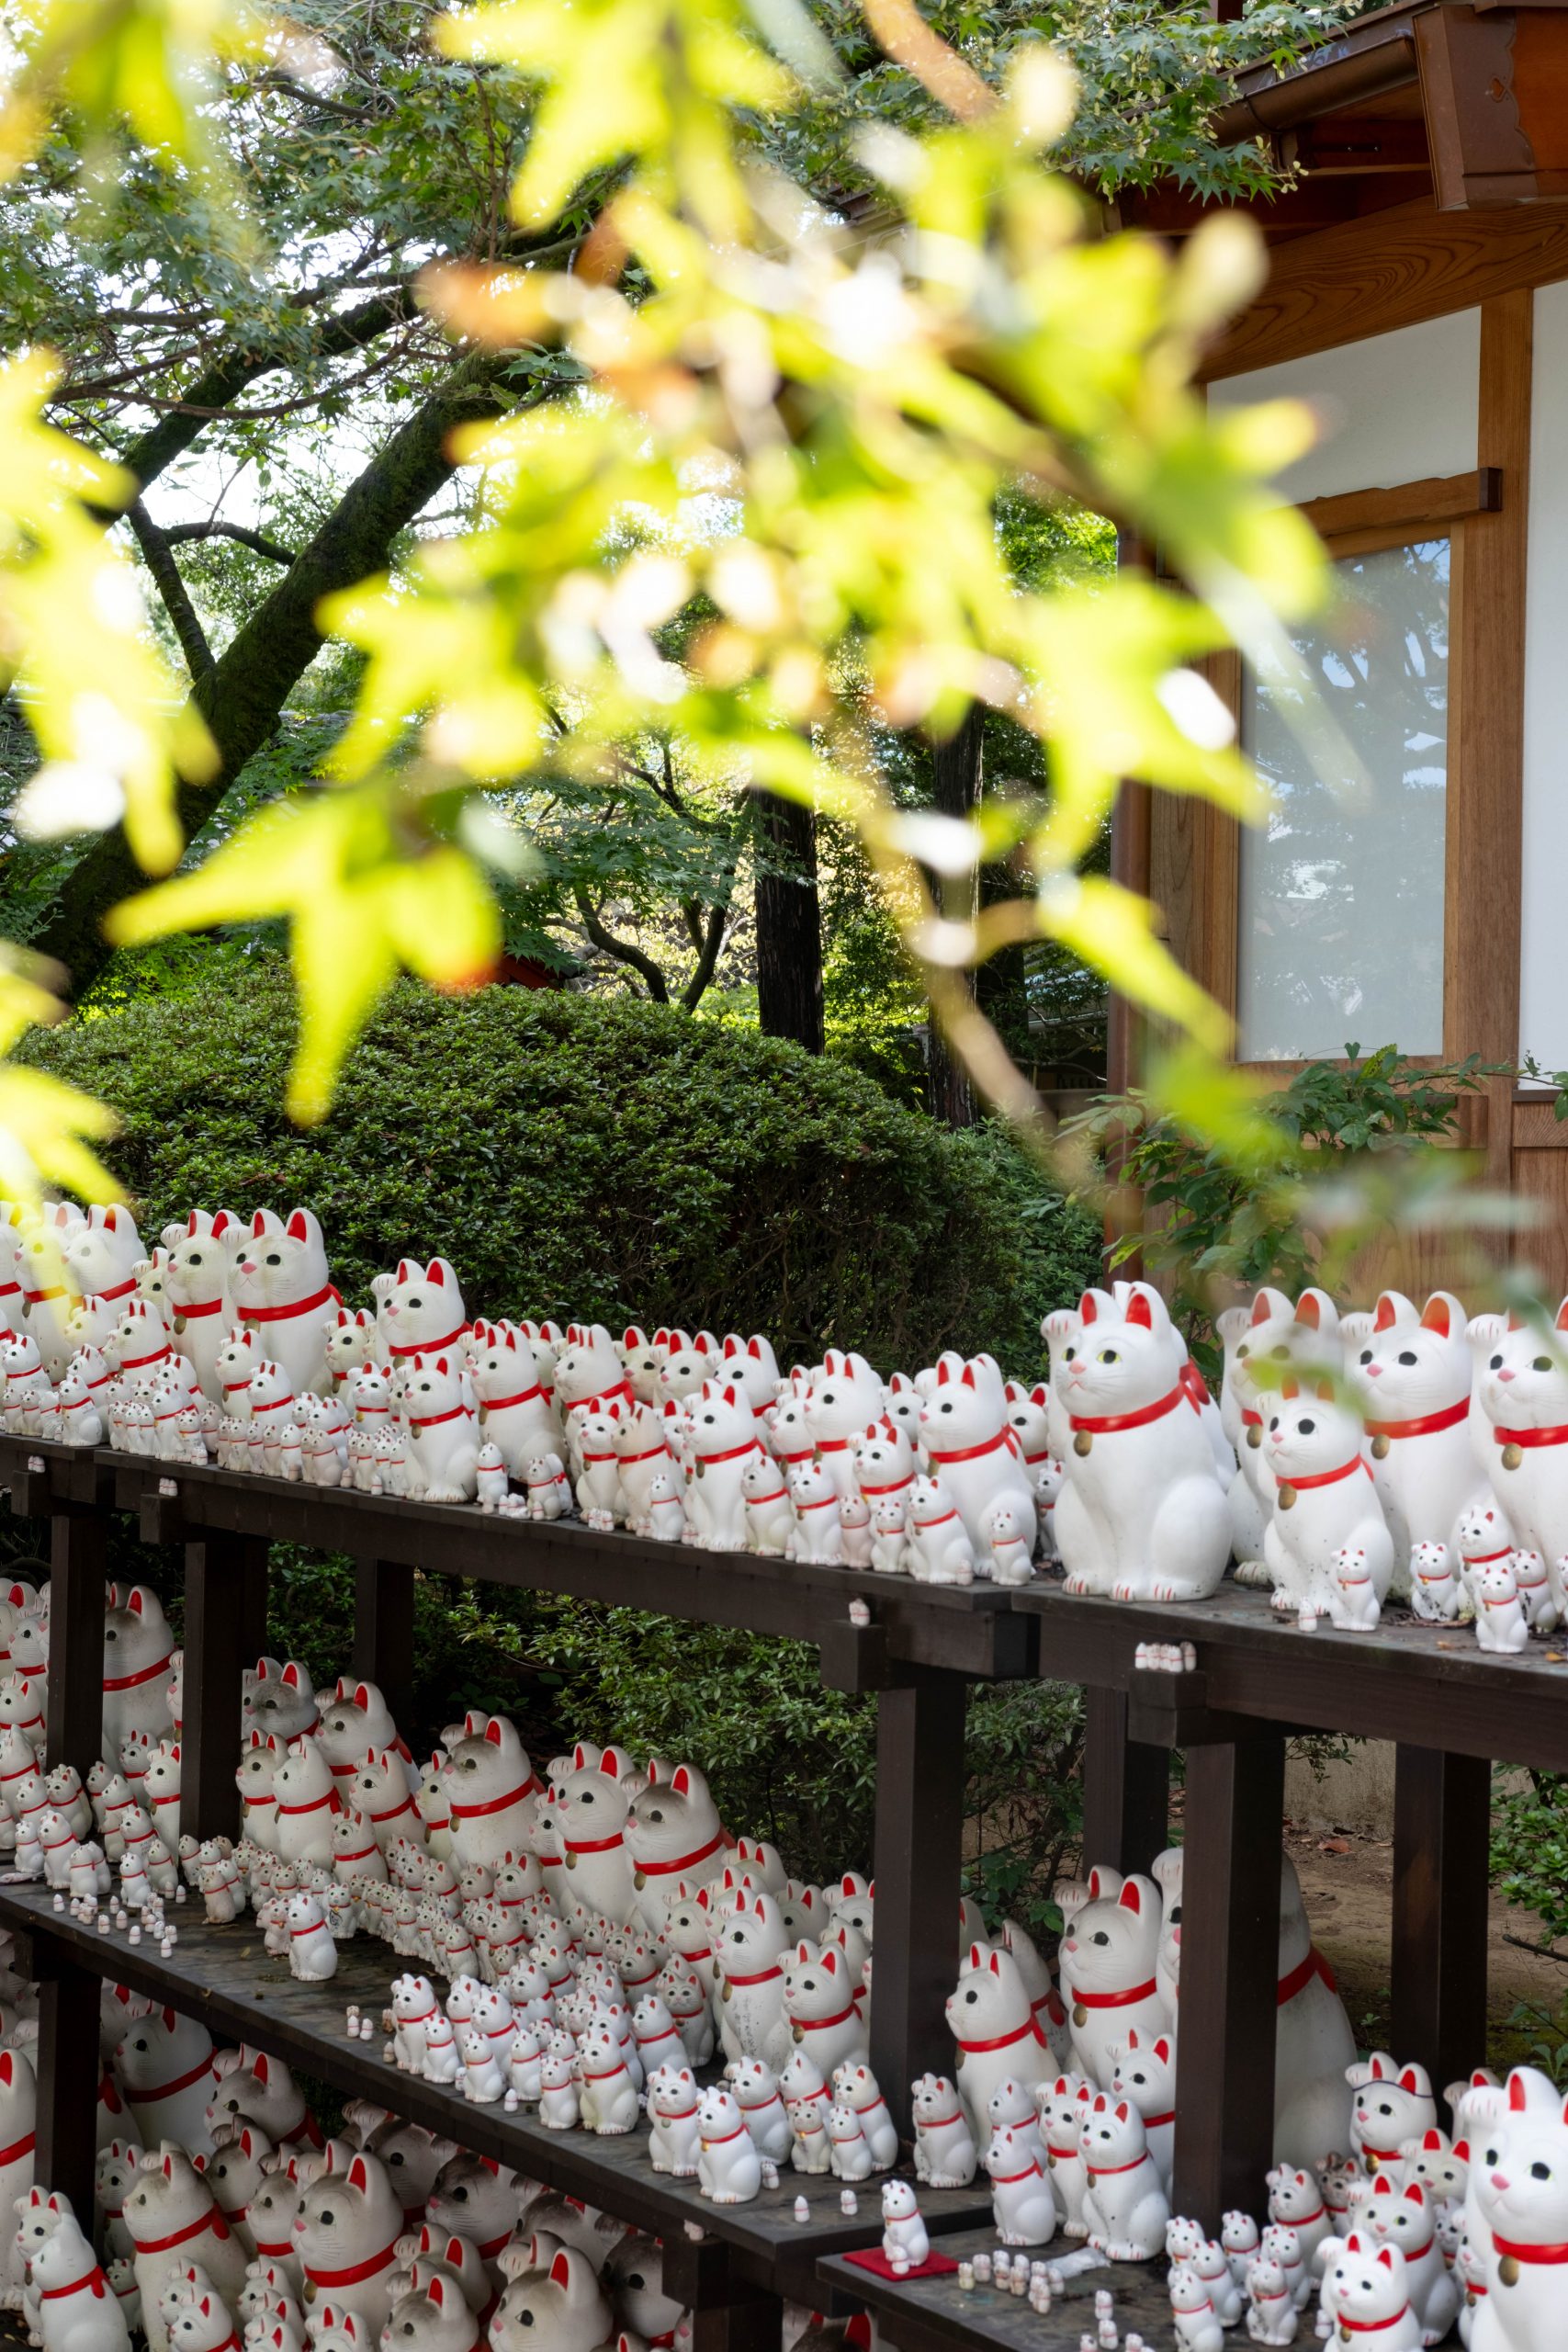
714,1889 -> 794,2075
946,1943 -> 1053,2134
159,1212 -> 240,1403
683,1381 -> 763,1552
1358,2176 -> 1461,2344
371,1258 -> 468,1366
230,1210 -> 335,1400
1477,1303 -> 1568,1621
1216,1287 -> 1339,1572
1261,1383 -> 1393,1616
912,2073 -> 976,2188
918,1357 -> 1039,1563
1079,2096 -> 1168,2260
805,1352 -> 887,1499
1110,2030 -> 1177,2190
1349,2056 -> 1438,2174
1055,1284 -> 1230,1600
115,2009 -> 217,2155
1319,2236 -> 1421,2352
695,2086 -> 761,2204
1352,1292 -> 1489,1597
401,1354 -> 479,1504
780,1943 -> 867,2077
623,1759 -> 726,1939
1057,1875 -> 1169,2090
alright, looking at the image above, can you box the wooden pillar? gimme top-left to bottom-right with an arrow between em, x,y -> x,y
870,1672 -> 966,2137
46,1511 -> 105,1781
354,1558 -> 415,1724
183,1534 -> 268,1843
35,1952 -> 101,2219
1392,1746 -> 1490,2089
1081,1687 -> 1170,1877
1172,1733 -> 1285,2229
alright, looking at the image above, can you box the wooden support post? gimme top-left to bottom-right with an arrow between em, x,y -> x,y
690,2290 -> 781,2352
354,1558 -> 415,1724
35,1953 -> 101,2220
1081,1687 -> 1170,1875
1172,1732 -> 1285,2230
1393,1745 -> 1490,2089
184,1534 -> 268,1844
46,1511 -> 104,1781
870,1671 -> 966,2138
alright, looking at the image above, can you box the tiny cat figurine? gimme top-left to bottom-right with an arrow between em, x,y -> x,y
1472,1557 -> 1530,1653
984,2122 -> 1058,2247
696,2086 -> 761,2204
1055,1285 -> 1230,1600
1261,1382 -> 1392,1617
911,2079 -> 973,2182
1079,2095 -> 1168,2260
646,2064 -> 702,2177
904,1473 -> 976,1585
880,2180 -> 929,2268
787,1459 -> 844,1563
1168,2260 -> 1225,2352
739,1455 -> 795,1557
401,1353 -> 479,1504
1358,2176 -> 1461,2345
1319,2236 -> 1421,2352
1110,2029 -> 1178,2191
1243,2255 -> 1298,2347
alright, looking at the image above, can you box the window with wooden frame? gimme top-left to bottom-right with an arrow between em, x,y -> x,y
1150,453 -> 1523,1095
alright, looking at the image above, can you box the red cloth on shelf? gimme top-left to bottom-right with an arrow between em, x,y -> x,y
841,2247 -> 960,2283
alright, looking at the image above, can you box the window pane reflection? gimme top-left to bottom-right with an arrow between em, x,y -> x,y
1238,537 -> 1449,1061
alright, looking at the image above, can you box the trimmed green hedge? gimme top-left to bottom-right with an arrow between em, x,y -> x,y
20,978 -> 1099,1373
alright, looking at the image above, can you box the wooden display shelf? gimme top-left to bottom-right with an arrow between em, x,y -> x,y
0,1882 -> 991,2312
818,2227 -> 1168,2352
0,1436 -> 1027,1684
1017,1578 -> 1568,1771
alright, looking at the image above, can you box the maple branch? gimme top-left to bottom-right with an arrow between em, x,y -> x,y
125,501 -> 214,683
572,888 -> 671,1001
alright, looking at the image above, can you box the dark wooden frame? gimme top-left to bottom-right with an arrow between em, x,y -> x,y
0,1428 -> 1521,2340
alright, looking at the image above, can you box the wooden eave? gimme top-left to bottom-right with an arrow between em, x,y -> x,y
1118,0 -> 1568,247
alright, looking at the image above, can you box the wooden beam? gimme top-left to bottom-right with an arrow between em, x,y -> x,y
1301,465 -> 1502,539
1418,6 -> 1568,209
1171,1736 -> 1285,2230
1080,1688 -> 1170,1875
1201,193 -> 1568,378
1392,1746 -> 1490,2088
869,1673 -> 966,2137
1446,288 -> 1530,1181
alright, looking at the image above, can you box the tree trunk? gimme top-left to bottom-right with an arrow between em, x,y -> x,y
33,350 -> 509,998
926,704 -> 983,1127
754,791 -> 824,1055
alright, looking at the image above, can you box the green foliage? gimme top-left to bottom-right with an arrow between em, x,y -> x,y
1074,1044 -> 1506,1368
1493,1770 -> 1568,1951
17,975 -> 1100,1369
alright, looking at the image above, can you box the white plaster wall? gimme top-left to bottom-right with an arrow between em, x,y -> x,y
1208,310 -> 1481,504
1519,279 -> 1568,1074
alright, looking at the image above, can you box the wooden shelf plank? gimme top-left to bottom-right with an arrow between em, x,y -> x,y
818,2228 -> 1168,2352
0,1882 -> 989,2306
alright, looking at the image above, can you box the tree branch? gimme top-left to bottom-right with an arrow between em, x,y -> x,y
680,901 -> 728,1012
159,520 -> 296,565
572,888 -> 671,1002
34,347 -> 514,993
125,501 -> 214,682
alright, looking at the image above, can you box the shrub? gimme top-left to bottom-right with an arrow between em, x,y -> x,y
19,976 -> 1100,1371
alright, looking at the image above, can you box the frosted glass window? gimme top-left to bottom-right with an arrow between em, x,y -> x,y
1237,538 -> 1450,1062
